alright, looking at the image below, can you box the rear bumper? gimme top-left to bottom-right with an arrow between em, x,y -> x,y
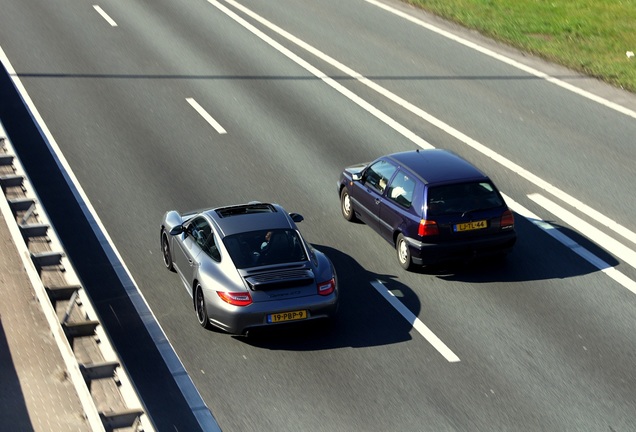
207,291 -> 339,335
408,231 -> 517,265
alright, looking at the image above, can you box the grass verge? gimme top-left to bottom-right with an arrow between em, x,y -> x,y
406,0 -> 636,92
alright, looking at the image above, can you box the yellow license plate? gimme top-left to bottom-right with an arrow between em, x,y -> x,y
454,220 -> 487,232
268,310 -> 308,323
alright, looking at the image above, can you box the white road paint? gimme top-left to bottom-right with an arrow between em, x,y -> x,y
370,280 -> 461,362
219,0 -> 636,248
207,0 -> 435,150
0,45 -> 221,432
527,193 -> 636,272
186,98 -> 227,134
93,5 -> 118,27
210,0 -> 636,294
504,193 -> 636,295
365,0 -> 636,120
0,124 -> 107,432
211,0 -> 636,295
1,0 -> 634,396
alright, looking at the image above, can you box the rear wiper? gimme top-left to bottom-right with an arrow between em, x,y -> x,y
461,208 -> 480,217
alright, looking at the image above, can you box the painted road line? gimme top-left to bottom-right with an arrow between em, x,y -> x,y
207,0 -> 434,150
527,193 -> 636,271
216,0 -> 636,294
220,0 -> 636,248
93,5 -> 118,27
370,280 -> 460,363
503,193 -> 636,295
186,98 -> 227,134
365,0 -> 636,120
0,44 -> 221,432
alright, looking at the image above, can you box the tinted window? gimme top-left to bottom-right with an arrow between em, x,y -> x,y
363,160 -> 398,194
203,234 -> 221,262
189,217 -> 211,248
387,170 -> 416,208
189,217 -> 221,261
223,229 -> 307,269
427,182 -> 504,216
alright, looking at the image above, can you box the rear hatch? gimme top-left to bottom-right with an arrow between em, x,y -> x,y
426,180 -> 511,242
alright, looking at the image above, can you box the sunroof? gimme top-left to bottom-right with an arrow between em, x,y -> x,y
215,203 -> 276,218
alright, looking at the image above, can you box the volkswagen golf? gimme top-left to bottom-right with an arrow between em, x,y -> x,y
338,149 -> 516,270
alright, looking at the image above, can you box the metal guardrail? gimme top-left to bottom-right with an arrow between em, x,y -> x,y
0,126 -> 154,432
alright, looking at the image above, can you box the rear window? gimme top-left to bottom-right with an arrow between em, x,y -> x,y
427,182 -> 504,216
223,229 -> 308,269
215,203 -> 276,218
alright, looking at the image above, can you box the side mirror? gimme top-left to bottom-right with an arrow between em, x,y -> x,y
289,213 -> 304,223
352,172 -> 362,181
169,225 -> 185,235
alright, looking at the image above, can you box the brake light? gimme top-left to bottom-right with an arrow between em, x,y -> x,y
317,278 -> 336,296
418,219 -> 439,236
217,291 -> 253,306
500,209 -> 514,228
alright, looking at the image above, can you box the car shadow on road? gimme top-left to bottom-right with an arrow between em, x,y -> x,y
432,215 -> 620,283
236,245 -> 420,351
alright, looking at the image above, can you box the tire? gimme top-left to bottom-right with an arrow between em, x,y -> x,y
161,230 -> 176,272
340,187 -> 356,221
195,284 -> 211,329
396,233 -> 414,271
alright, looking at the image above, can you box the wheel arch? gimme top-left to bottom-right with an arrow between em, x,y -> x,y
192,279 -> 200,309
338,183 -> 346,195
392,229 -> 403,247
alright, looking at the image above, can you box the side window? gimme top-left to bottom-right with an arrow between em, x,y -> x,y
363,160 -> 398,194
189,217 -> 209,247
387,171 -> 416,208
204,233 -> 221,262
189,217 -> 221,262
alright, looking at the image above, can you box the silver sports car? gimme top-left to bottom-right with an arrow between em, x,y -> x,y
160,202 -> 339,334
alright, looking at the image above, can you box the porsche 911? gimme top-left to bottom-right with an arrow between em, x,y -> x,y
160,202 -> 338,334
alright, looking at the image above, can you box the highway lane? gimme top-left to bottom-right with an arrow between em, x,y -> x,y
231,0 -> 636,233
2,0 -> 636,430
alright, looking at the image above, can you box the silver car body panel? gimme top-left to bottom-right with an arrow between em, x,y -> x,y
161,203 -> 338,334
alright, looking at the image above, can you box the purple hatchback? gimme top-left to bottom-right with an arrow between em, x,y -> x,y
338,149 -> 516,270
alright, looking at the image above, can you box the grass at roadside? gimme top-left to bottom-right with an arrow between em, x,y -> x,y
406,0 -> 636,92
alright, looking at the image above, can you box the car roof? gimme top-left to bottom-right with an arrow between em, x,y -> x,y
204,203 -> 295,237
386,149 -> 488,185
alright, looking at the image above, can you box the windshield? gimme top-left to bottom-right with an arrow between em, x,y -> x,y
427,181 -> 504,216
223,229 -> 308,269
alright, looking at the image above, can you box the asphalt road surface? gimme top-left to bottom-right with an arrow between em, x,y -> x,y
2,0 -> 636,431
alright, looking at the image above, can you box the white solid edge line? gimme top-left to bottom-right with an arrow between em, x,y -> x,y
370,280 -> 461,363
208,0 -> 436,149
218,0 -> 636,295
0,45 -> 221,432
527,193 -> 636,271
93,5 -> 118,27
220,0 -> 636,248
0,125 -> 106,432
364,0 -> 636,120
186,98 -> 227,134
503,193 -> 636,296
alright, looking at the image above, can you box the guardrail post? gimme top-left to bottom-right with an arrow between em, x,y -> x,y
100,408 -> 145,431
31,250 -> 65,273
8,197 -> 36,214
0,173 -> 24,190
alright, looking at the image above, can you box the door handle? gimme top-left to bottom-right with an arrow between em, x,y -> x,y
375,198 -> 381,205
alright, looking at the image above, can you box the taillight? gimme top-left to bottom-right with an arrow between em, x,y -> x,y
500,209 -> 514,229
217,291 -> 253,306
317,278 -> 336,296
418,219 -> 439,236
